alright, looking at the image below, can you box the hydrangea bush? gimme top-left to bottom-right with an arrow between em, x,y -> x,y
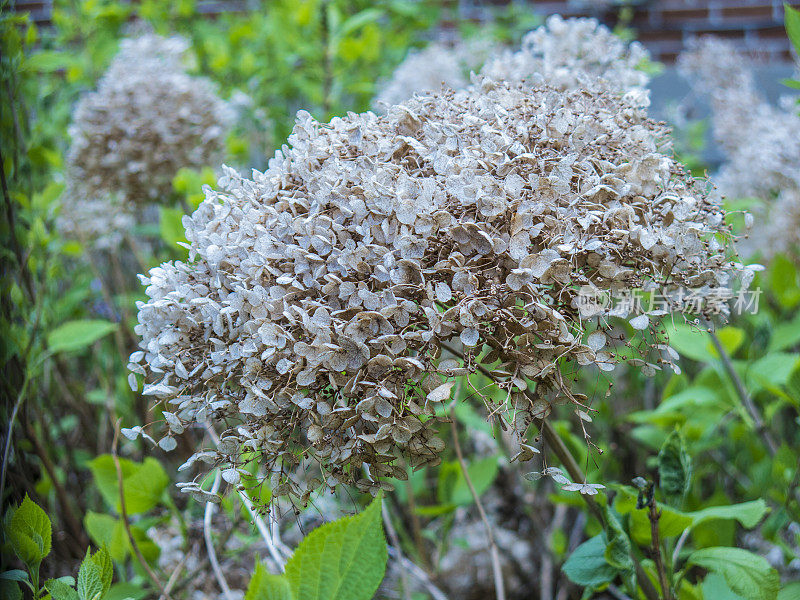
130,76 -> 747,505
59,34 -> 233,247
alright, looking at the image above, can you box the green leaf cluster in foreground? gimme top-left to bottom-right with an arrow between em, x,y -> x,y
245,495 -> 387,600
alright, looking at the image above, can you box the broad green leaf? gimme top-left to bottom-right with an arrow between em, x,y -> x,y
603,506 -> 636,593
0,570 -> 28,582
561,535 -> 617,587
46,579 -> 80,600
47,320 -> 117,354
244,563 -> 291,600
89,455 -> 168,515
687,547 -> 779,600
103,583 -> 149,600
768,312 -> 800,352
285,494 -> 387,600
0,580 -> 23,600
658,430 -> 692,506
702,572 -> 745,600
158,206 -> 187,249
614,487 -> 693,545
786,4 -> 800,54
779,582 -> 800,600
768,254 -> 800,309
747,354 -> 800,391
77,546 -> 113,600
450,456 -> 499,506
7,494 -> 52,567
689,500 -> 769,529
84,512 -> 129,562
666,324 -> 714,362
710,327 -> 746,358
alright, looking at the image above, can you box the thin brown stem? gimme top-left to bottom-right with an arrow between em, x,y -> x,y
648,501 -> 671,600
112,421 -> 172,599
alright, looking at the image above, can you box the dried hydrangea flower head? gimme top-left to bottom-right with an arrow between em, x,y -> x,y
66,33 -> 233,206
481,15 -> 651,93
373,38 -> 492,108
57,182 -> 136,250
131,78 -> 745,505
677,37 -> 800,201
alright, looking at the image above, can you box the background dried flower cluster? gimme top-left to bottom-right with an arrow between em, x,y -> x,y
58,33 -> 233,248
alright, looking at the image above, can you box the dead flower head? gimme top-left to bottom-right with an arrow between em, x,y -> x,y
131,78 -> 747,504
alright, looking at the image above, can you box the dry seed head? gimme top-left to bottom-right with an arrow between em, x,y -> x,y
66,33 -> 233,207
132,77 -> 746,503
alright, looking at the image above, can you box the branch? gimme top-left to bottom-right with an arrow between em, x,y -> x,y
112,421 -> 172,599
648,500 -> 671,600
704,321 -> 778,456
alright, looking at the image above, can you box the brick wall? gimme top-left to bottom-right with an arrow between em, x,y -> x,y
10,0 -> 799,64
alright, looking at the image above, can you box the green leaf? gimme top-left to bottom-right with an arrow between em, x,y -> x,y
77,546 -> 113,600
438,456 -> 499,506
785,4 -> 800,54
47,320 -> 117,354
0,580 -> 23,600
103,583 -> 148,600
779,582 -> 800,600
7,494 -> 52,567
603,506 -> 636,593
89,455 -> 169,515
768,313 -> 800,352
284,494 -> 387,600
689,500 -> 769,530
244,563 -> 291,600
702,572 -> 745,600
0,571 -> 28,582
687,547 -> 779,600
46,579 -> 80,600
562,535 -> 618,588
658,430 -> 692,506
84,512 -> 129,562
158,206 -> 187,249
747,353 -> 800,391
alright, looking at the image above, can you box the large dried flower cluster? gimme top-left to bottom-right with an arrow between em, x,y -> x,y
481,15 -> 650,93
66,33 -> 233,207
374,39 -> 492,108
131,78 -> 744,503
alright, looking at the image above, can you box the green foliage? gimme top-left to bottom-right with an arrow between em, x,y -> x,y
687,547 -> 780,600
88,455 -> 169,515
245,495 -> 388,600
244,563 -> 292,600
46,320 -> 118,354
6,494 -> 52,569
76,546 -> 113,600
562,535 -> 618,588
658,430 -> 692,506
